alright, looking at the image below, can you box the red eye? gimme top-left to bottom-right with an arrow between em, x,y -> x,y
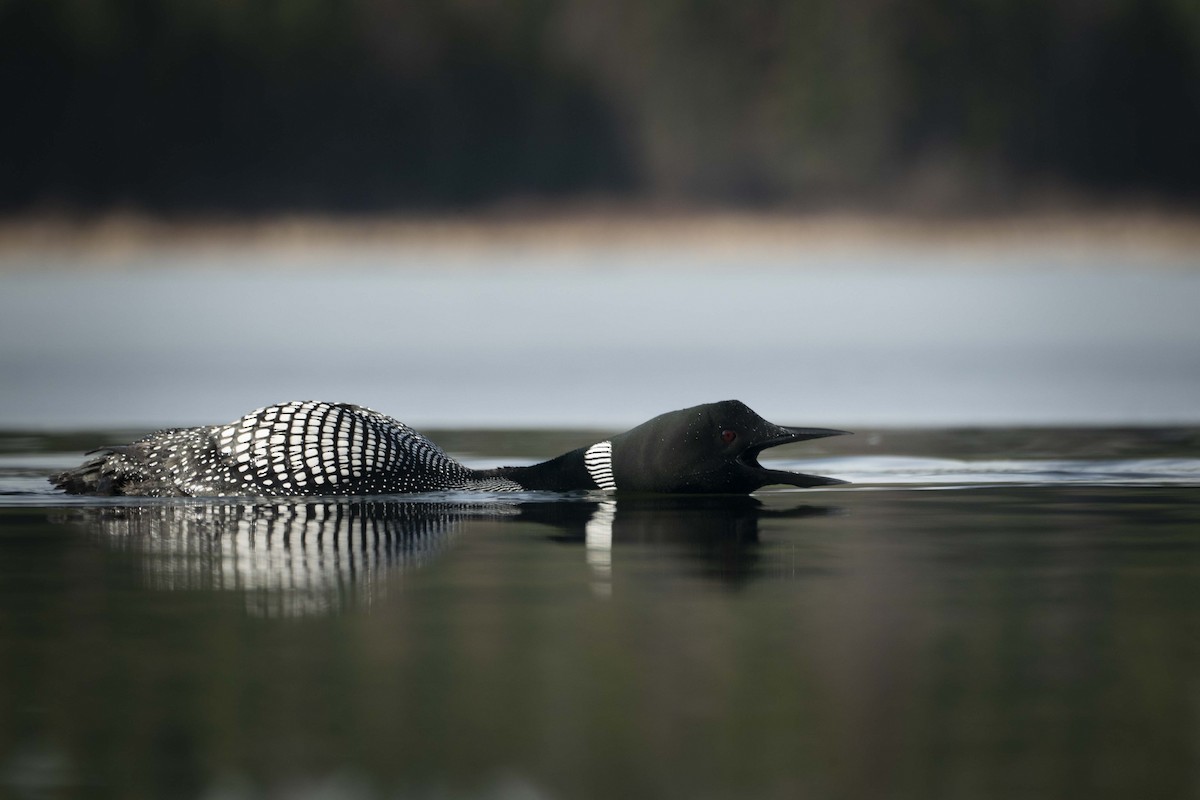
721,430 -> 737,444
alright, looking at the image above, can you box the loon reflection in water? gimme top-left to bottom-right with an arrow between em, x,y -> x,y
51,400 -> 848,497
57,497 -> 834,616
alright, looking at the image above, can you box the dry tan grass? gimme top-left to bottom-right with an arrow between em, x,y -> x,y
1,208 -> 1198,269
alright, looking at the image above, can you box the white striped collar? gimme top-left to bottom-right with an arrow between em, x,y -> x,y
583,440 -> 617,491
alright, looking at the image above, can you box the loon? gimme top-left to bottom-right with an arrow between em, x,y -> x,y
50,400 -> 848,497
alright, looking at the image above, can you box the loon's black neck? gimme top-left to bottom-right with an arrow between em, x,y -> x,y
479,447 -> 597,492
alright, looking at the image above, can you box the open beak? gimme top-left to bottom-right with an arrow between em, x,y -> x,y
739,425 -> 850,488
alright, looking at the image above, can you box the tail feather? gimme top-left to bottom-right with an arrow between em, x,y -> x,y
52,441 -> 193,496
50,452 -> 125,495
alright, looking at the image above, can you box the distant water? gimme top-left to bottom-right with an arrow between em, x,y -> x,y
2,244 -> 1199,430
2,427 -> 1198,799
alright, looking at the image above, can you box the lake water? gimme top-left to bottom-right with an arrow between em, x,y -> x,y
2,426 -> 1198,800
2,235 -> 1199,430
1,232 -> 1198,797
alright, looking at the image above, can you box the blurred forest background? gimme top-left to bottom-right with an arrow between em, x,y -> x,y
2,0 -> 1198,216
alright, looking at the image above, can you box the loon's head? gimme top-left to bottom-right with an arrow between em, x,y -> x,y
607,400 -> 848,493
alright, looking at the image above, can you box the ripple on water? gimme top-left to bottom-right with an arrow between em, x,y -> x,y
777,455 -> 1200,487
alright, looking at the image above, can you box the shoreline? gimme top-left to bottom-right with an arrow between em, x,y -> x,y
2,207 -> 1199,269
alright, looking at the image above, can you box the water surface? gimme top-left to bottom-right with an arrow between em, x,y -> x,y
2,427 -> 1197,799
3,249 -> 1199,430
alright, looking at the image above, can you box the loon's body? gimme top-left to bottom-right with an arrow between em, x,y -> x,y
51,400 -> 847,497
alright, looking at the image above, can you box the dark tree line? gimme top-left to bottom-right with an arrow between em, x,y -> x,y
2,0 -> 1197,214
